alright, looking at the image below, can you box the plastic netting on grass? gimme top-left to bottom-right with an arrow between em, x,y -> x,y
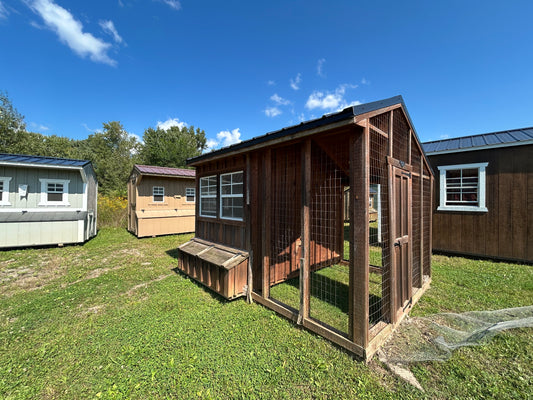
380,306 -> 533,363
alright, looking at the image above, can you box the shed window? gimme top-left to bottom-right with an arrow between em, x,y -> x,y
220,171 -> 243,221
39,179 -> 70,206
200,175 -> 217,217
186,187 -> 195,203
438,163 -> 488,212
0,177 -> 12,205
153,186 -> 164,202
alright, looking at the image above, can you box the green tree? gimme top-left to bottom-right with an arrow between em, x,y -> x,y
0,91 -> 28,153
140,125 -> 207,168
79,121 -> 140,195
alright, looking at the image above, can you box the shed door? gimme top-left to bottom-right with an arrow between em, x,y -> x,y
392,166 -> 412,320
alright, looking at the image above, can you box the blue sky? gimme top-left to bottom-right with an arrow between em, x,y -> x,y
1,0 -> 532,149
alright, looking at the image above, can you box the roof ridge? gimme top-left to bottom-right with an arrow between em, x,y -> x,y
0,152 -> 90,164
423,126 -> 533,145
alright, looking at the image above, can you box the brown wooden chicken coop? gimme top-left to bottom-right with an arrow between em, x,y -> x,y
177,96 -> 434,359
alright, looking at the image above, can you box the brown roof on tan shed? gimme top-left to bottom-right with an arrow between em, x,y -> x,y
134,164 -> 195,178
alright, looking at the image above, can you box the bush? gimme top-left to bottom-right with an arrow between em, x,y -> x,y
98,194 -> 128,228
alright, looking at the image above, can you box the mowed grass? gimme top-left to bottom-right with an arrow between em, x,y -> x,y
0,228 -> 531,399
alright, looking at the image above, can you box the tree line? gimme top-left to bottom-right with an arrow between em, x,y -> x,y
0,91 -> 206,196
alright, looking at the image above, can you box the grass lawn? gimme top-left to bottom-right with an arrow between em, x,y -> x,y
0,228 -> 531,399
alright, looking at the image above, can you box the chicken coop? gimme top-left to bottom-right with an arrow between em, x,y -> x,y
177,96 -> 434,359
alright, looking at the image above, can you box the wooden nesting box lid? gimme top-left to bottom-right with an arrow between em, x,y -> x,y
178,238 -> 248,270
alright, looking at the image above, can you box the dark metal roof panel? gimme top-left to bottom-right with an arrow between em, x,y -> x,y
0,153 -> 90,167
423,126 -> 533,153
134,164 -> 195,177
188,95 -> 407,165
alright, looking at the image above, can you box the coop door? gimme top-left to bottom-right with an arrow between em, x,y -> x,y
392,166 -> 412,320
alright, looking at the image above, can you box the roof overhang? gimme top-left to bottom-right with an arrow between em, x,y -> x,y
187,96 -> 411,166
0,160 -> 89,182
425,139 -> 533,156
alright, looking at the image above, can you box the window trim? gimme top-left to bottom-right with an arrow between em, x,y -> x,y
0,177 -> 12,205
185,187 -> 196,203
199,175 -> 217,218
437,162 -> 488,212
219,171 -> 244,221
39,179 -> 70,206
152,186 -> 165,203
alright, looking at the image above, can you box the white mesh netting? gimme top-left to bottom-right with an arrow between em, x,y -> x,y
379,306 -> 533,363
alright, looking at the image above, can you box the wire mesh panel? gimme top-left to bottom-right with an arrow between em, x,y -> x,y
422,167 -> 432,282
308,136 -> 349,334
393,109 -> 409,164
411,142 -> 422,289
267,145 -> 302,311
369,124 -> 391,327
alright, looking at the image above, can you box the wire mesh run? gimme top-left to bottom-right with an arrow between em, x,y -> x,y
309,137 -> 349,334
369,121 -> 391,327
268,144 -> 302,311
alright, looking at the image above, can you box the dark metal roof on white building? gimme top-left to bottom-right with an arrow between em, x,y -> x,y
423,127 -> 533,155
0,153 -> 91,167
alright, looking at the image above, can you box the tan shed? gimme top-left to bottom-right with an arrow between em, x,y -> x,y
127,164 -> 196,237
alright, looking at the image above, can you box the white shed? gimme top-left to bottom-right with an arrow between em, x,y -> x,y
0,153 -> 98,248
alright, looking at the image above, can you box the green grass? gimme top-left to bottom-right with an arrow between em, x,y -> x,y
1,228 -> 531,399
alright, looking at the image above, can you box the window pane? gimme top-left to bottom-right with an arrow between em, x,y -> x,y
445,168 -> 479,207
201,198 -> 217,216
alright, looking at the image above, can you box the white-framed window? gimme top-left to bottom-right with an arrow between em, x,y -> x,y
220,171 -> 244,221
200,175 -> 217,217
0,177 -> 12,205
39,179 -> 70,206
438,162 -> 488,212
185,187 -> 195,203
153,186 -> 164,202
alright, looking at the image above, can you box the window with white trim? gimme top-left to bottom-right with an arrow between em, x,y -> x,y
438,162 -> 488,212
0,177 -> 12,205
39,179 -> 70,206
220,171 -> 243,220
153,186 -> 164,202
185,187 -> 195,203
199,175 -> 217,217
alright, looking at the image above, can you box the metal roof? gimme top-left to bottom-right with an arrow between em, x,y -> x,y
188,95 -> 416,165
0,153 -> 91,167
423,127 -> 533,155
134,164 -> 195,177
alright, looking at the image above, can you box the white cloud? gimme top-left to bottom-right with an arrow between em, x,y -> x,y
157,117 -> 187,130
28,0 -> 116,66
270,93 -> 290,106
267,80 -> 275,86
290,73 -> 301,90
361,77 -> 370,85
317,58 -> 326,77
0,1 -> 9,19
305,83 -> 359,111
157,0 -> 181,10
217,128 -> 241,147
264,106 -> 281,117
99,20 -> 123,44
439,134 -> 450,139
81,122 -> 98,133
205,128 -> 242,151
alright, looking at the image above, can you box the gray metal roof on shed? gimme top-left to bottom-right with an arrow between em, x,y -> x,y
134,164 -> 195,177
188,95 -> 418,165
0,153 -> 91,167
423,127 -> 533,155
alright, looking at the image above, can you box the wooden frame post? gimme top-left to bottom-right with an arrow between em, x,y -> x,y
349,123 -> 370,348
299,139 -> 311,323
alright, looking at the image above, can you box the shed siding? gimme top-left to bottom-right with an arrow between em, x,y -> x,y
0,166 -> 84,209
129,173 -> 196,237
0,220 -> 81,247
429,144 -> 533,262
